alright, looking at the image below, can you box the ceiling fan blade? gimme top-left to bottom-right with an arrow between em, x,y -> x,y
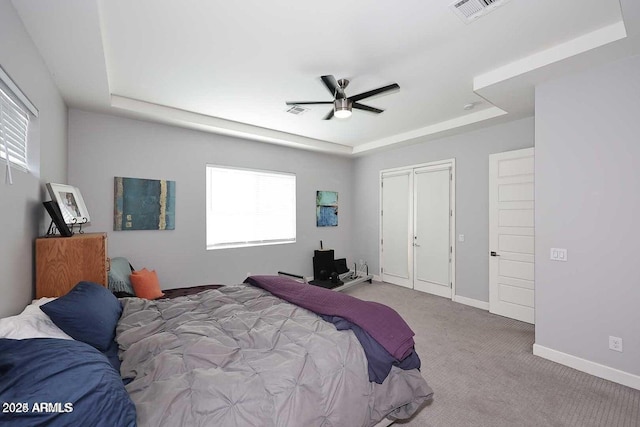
321,75 -> 340,98
349,83 -> 400,103
353,103 -> 384,114
323,109 -> 335,120
286,101 -> 333,105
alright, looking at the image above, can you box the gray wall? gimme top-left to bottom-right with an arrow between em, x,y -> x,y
352,118 -> 534,302
535,54 -> 640,376
0,1 -> 67,317
68,110 -> 353,288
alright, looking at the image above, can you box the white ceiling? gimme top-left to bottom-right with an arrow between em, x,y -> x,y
10,0 -> 640,155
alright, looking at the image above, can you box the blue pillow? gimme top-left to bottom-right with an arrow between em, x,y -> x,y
0,338 -> 136,426
41,281 -> 122,351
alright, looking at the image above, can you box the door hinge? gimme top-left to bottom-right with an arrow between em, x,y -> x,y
381,267 -> 384,273
381,238 -> 383,245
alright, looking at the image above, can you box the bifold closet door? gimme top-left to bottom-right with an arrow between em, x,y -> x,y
381,171 -> 412,288
413,167 -> 452,298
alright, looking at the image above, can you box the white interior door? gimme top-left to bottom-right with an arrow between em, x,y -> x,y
380,160 -> 455,296
413,166 -> 452,298
489,148 -> 535,324
381,171 -> 412,288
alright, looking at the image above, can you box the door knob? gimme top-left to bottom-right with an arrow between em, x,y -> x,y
414,243 -> 421,247
490,251 -> 500,257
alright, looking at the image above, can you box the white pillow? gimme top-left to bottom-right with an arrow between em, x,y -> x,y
0,298 -> 74,340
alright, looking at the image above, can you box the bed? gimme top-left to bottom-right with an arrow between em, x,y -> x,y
0,276 -> 433,426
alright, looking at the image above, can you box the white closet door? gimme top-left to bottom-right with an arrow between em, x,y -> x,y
381,172 -> 412,288
413,167 -> 451,298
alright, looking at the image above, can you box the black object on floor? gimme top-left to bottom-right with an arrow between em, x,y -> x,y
313,249 -> 335,280
309,279 -> 342,289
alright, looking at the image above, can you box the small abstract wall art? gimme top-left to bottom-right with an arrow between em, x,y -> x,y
316,190 -> 338,227
114,177 -> 176,231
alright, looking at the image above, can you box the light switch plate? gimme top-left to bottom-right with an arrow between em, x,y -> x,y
550,248 -> 568,261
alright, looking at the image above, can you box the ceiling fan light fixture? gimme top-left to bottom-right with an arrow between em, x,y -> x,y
334,98 -> 352,119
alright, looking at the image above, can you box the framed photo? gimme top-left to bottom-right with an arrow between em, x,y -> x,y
46,183 -> 90,225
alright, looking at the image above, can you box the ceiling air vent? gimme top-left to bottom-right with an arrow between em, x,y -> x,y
286,105 -> 309,115
450,0 -> 512,23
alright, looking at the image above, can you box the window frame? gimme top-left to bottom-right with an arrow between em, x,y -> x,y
0,66 -> 38,178
205,164 -> 297,250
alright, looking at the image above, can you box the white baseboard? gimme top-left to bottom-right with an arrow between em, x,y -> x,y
376,282 -> 489,310
372,274 -> 381,282
453,295 -> 489,310
533,344 -> 640,391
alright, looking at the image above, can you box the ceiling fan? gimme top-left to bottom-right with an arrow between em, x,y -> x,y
286,75 -> 400,120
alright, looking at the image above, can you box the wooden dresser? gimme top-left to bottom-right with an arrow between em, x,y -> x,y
35,232 -> 109,298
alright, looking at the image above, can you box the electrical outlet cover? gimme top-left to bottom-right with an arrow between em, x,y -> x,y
609,336 -> 623,352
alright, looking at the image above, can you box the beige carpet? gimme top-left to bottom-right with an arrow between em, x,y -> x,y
344,282 -> 640,427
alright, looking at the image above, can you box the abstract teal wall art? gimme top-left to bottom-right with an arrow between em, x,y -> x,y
114,177 -> 176,231
316,191 -> 338,227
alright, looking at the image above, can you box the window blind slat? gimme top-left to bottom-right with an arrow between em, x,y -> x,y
3,142 -> 27,156
4,122 -> 27,140
4,129 -> 26,144
0,105 -> 28,124
3,127 -> 27,148
2,128 -> 28,151
1,109 -> 28,131
4,143 -> 27,156
2,152 -> 27,168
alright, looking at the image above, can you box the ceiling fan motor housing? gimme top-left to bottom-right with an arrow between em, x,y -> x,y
334,98 -> 352,110
336,79 -> 350,98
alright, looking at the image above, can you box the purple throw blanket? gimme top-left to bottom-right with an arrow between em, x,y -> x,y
244,275 -> 415,360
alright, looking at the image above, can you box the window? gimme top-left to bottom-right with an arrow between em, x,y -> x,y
0,66 -> 38,183
206,165 -> 296,249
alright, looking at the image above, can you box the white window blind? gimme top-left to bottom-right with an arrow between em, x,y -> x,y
0,86 -> 29,171
206,165 -> 296,249
0,66 -> 37,183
